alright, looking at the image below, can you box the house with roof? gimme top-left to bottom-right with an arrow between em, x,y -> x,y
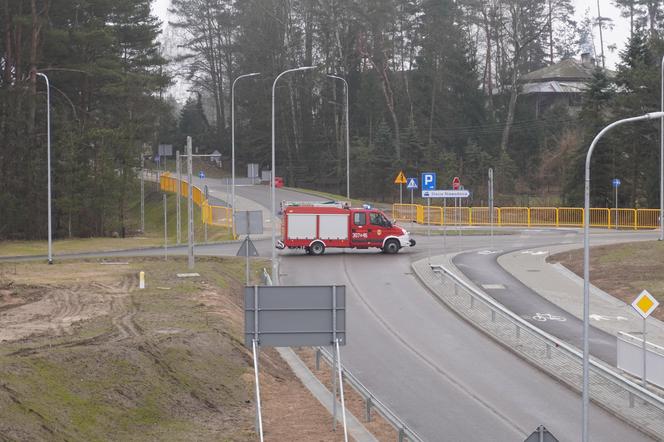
519,53 -> 608,117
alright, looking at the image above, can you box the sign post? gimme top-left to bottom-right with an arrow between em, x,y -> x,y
176,150 -> 182,245
421,173 -> 436,264
612,178 -> 621,230
204,185 -> 209,243
187,137 -> 194,270
631,290 -> 660,387
394,171 -> 407,204
163,193 -> 168,261
489,168 -> 494,250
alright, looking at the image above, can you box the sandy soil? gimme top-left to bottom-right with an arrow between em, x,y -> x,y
0,258 -> 372,441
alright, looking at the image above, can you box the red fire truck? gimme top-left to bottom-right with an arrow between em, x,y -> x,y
276,201 -> 416,255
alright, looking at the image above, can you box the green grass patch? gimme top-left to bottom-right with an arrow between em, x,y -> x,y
0,187 -> 233,257
0,257 -> 268,441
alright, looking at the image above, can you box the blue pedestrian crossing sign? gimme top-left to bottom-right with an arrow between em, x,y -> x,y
406,177 -> 418,189
199,171 -> 206,179
421,172 -> 436,190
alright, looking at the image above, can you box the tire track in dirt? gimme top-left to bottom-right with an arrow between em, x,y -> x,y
92,276 -> 141,341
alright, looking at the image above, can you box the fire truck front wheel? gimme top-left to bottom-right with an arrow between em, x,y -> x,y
310,241 -> 325,256
383,239 -> 400,254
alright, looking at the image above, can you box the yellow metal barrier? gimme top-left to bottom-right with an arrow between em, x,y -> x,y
160,175 -> 233,229
390,204 -> 660,230
500,207 -> 529,226
393,204 -> 419,222
637,209 -> 660,229
610,208 -> 637,230
422,206 -> 444,225
469,207 -> 500,226
530,207 -> 557,227
589,208 -> 610,228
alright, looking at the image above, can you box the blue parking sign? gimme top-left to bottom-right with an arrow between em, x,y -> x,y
422,172 -> 436,190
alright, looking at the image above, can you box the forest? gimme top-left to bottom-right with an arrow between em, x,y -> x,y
2,0 -> 664,240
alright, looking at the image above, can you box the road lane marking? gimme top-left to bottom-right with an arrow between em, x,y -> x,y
482,284 -> 506,290
531,313 -> 566,322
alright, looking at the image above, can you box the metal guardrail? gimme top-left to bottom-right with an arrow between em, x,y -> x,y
430,265 -> 664,439
261,268 -> 422,441
315,347 -> 423,442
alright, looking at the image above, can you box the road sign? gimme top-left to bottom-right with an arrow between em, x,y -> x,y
524,425 -> 558,442
199,170 -> 206,179
234,210 -> 264,235
237,237 -> 259,257
406,177 -> 418,189
422,189 -> 470,198
244,285 -> 346,347
422,172 -> 436,190
452,176 -> 461,190
612,178 -> 621,188
394,170 -> 407,184
632,290 -> 659,318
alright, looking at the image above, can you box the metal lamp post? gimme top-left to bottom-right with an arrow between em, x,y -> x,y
327,74 -> 350,200
582,111 -> 664,442
271,66 -> 317,281
36,72 -> 53,264
232,72 -> 260,237
660,55 -> 664,241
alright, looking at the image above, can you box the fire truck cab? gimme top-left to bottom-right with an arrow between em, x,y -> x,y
277,201 -> 415,255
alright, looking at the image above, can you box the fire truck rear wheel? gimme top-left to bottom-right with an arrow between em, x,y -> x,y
383,239 -> 400,254
310,241 -> 325,255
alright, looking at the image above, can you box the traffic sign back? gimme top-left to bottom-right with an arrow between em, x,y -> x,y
406,177 -> 418,189
394,171 -> 407,184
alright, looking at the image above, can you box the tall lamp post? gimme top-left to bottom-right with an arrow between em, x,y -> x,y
271,66 -> 317,281
660,55 -> 664,241
582,111 -> 664,442
36,72 -> 53,264
327,74 -> 350,200
232,72 -> 260,237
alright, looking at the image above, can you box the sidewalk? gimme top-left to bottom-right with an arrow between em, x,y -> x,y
498,244 -> 664,348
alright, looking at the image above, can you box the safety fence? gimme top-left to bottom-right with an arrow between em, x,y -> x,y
159,173 -> 233,228
393,204 -> 661,230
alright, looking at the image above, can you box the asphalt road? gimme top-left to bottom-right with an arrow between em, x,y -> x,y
277,231 -> 652,441
454,244 -> 620,364
3,185 -> 656,441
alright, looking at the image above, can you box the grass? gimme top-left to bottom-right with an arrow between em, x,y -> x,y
0,257 -> 269,441
549,240 -> 664,321
0,186 -> 233,258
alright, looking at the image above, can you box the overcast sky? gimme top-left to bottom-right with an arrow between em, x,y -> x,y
151,0 -> 630,69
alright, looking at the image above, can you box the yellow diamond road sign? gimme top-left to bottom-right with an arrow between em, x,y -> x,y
394,171 -> 407,184
631,290 -> 659,319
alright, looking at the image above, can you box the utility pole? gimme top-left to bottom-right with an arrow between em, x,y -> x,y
141,155 -> 145,233
187,137 -> 194,270
176,150 -> 182,245
36,73 -> 53,264
163,193 -> 168,261
489,168 -> 494,250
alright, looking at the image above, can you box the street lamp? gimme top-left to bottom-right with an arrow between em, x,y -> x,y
36,72 -> 53,264
271,66 -> 318,281
232,73 -> 260,238
660,55 -> 664,241
327,74 -> 350,200
581,111 -> 664,442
